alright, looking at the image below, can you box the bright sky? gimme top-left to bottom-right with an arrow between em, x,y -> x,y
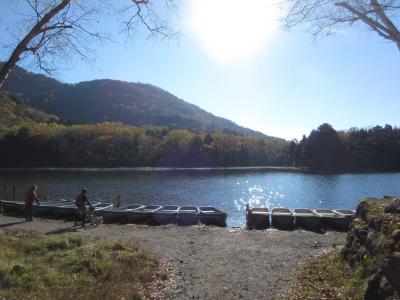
1,0 -> 400,140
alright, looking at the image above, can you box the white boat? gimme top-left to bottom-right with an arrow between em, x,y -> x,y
198,206 -> 227,226
33,199 -> 71,216
248,208 -> 269,229
92,203 -> 114,211
271,208 -> 295,230
1,199 -> 69,215
153,205 -> 180,225
1,199 -> 25,214
177,206 -> 199,226
333,209 -> 355,230
100,204 -> 144,223
52,202 -> 101,218
314,208 -> 347,231
294,208 -> 321,231
126,205 -> 162,224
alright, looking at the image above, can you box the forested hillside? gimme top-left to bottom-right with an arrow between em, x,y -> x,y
0,122 -> 290,167
1,63 -> 274,139
292,123 -> 400,171
0,91 -> 59,134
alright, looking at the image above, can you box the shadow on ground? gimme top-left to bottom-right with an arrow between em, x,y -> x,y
45,225 -> 80,235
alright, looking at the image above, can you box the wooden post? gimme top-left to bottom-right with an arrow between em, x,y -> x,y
116,194 -> 121,208
12,185 -> 16,199
246,203 -> 253,230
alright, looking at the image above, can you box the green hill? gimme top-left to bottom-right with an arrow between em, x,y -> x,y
1,63 -> 278,139
0,91 -> 59,133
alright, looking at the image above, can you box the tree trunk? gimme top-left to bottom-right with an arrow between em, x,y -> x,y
0,0 -> 71,89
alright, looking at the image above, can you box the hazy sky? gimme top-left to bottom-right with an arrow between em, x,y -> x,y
1,0 -> 400,140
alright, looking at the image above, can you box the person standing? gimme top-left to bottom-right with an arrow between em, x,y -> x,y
25,184 -> 40,221
74,188 -> 91,227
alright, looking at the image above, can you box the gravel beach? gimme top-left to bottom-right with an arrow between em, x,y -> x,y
0,215 -> 346,299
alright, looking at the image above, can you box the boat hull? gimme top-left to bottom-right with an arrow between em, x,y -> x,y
153,212 -> 177,225
126,212 -> 153,223
126,206 -> 161,224
101,211 -> 126,223
33,201 -> 70,216
251,213 -> 270,229
198,213 -> 227,226
1,200 -> 24,214
177,213 -> 199,226
319,215 -> 347,231
271,214 -> 295,230
52,206 -> 76,218
295,215 -> 321,231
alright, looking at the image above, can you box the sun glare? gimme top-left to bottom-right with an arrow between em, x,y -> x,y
189,0 -> 280,64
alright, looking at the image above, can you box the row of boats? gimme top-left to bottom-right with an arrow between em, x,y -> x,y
248,207 -> 355,231
0,199 -> 228,226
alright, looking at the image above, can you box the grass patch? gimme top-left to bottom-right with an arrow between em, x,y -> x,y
0,229 -> 162,299
280,250 -> 366,300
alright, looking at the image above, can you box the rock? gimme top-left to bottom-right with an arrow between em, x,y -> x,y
356,201 -> 370,221
384,198 -> 400,214
382,253 -> 400,291
392,229 -> 400,242
343,198 -> 400,299
369,217 -> 383,231
355,229 -> 368,241
364,271 -> 383,300
12,264 -> 24,275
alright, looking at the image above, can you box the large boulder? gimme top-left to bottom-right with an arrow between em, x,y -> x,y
342,197 -> 400,299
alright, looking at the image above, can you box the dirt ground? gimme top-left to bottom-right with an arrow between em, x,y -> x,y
0,215 -> 346,300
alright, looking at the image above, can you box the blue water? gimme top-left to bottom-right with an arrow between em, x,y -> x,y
1,169 -> 399,227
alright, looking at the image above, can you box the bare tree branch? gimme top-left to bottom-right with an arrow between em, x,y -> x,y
0,0 -> 177,88
282,0 -> 400,51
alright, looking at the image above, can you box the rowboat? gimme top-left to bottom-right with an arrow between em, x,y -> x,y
100,204 -> 144,223
177,206 -> 199,226
313,208 -> 347,231
33,199 -> 71,216
333,209 -> 355,230
248,208 -> 269,229
1,199 -> 69,215
52,202 -> 100,218
126,205 -> 161,224
271,208 -> 295,230
92,203 -> 114,211
153,205 -> 180,225
198,206 -> 227,226
1,200 -> 25,214
294,208 -> 321,231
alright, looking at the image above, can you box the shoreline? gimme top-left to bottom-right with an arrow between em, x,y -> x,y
0,166 -> 301,172
1,166 -> 400,174
0,215 -> 346,299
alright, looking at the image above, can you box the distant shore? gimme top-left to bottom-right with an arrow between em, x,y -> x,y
1,166 -> 399,174
0,166 -> 303,172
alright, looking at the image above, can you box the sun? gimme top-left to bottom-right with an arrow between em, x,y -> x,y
189,0 -> 280,64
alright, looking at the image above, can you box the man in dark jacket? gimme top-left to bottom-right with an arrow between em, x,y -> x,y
74,188 -> 91,227
25,184 -> 40,221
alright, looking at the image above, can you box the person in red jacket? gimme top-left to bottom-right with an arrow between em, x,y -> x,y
25,184 -> 40,221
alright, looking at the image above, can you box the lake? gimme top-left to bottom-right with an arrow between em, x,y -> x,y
1,168 -> 399,227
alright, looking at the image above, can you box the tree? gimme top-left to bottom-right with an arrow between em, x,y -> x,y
282,0 -> 400,50
0,0 -> 176,88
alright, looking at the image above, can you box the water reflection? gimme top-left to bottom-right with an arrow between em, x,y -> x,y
0,169 -> 399,227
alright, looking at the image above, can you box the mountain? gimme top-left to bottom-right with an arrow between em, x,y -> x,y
1,63 -> 278,139
0,91 -> 59,129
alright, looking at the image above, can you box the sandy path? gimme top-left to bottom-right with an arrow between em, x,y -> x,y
0,215 -> 346,299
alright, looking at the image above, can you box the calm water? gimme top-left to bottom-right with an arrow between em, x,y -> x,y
1,169 -> 399,227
